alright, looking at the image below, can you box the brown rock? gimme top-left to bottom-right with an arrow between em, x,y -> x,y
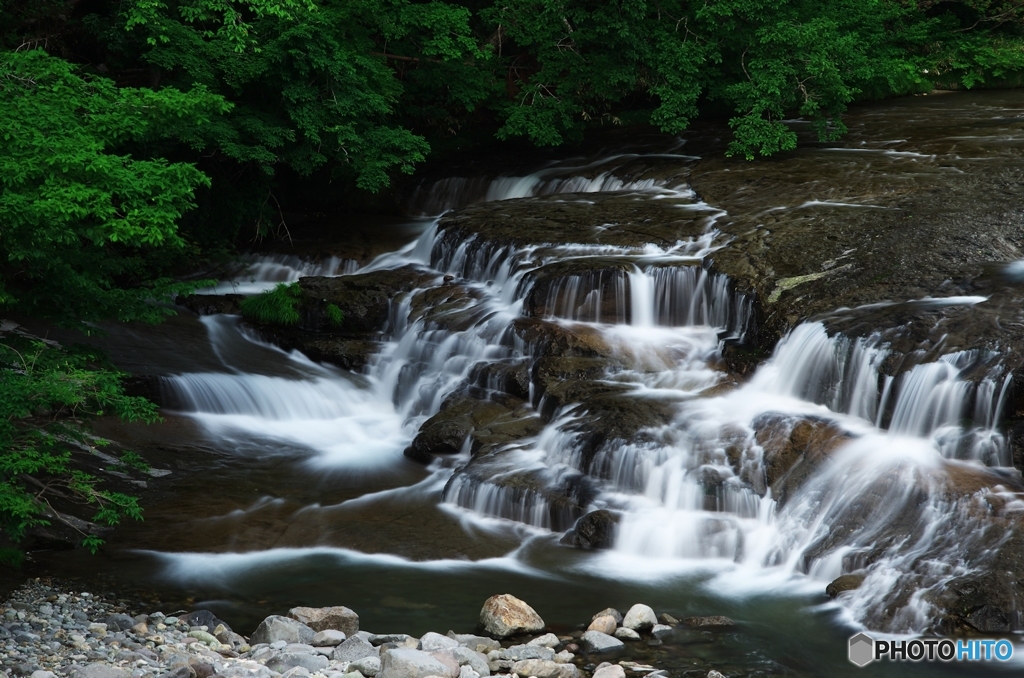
826,574 -> 867,599
587,615 -> 617,635
288,606 -> 359,635
479,594 -> 545,638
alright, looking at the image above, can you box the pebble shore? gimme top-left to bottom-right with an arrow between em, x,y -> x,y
1,580 -> 730,678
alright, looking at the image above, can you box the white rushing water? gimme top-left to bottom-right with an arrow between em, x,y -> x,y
158,154 -> 1017,636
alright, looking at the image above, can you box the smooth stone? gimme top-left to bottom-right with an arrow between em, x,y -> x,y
32,672 -> 57,678
188,631 -> 220,647
333,636 -> 380,663
420,633 -> 458,652
621,605 -> 656,633
450,647 -> 490,676
271,641 -> 289,650
590,609 -> 623,624
586,616 -> 616,636
379,647 -> 457,678
314,630 -> 348,647
479,595 -> 545,639
458,667 -> 479,678
592,666 -> 625,678
250,617 -> 315,646
579,631 -> 623,654
163,618 -> 179,626
706,672 -> 727,678
428,650 -> 461,677
282,668 -> 311,678
612,628 -> 639,641
446,633 -> 500,655
527,634 -> 560,649
105,615 -> 136,632
348,656 -> 381,677
510,659 -> 578,678
288,607 -> 359,636
553,651 -> 574,663
650,625 -> 673,640
266,651 -> 330,674
501,645 -> 554,661
284,643 -> 317,653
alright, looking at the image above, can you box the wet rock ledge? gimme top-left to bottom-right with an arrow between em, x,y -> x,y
1,582 -> 735,678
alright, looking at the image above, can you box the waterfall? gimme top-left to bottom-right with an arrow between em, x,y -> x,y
194,254 -> 357,295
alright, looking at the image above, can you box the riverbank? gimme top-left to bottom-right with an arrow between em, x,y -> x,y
1,579 -> 731,678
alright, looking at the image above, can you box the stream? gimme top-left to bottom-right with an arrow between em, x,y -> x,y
31,90 -> 1024,677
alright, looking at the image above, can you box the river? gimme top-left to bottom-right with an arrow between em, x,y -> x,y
30,89 -> 1024,677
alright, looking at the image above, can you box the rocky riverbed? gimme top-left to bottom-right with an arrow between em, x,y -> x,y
1,581 -> 731,678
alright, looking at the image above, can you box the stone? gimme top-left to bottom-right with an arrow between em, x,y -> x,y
266,652 -> 330,674
185,612 -> 229,633
379,647 -> 457,678
559,511 -> 619,550
591,666 -> 625,678
333,636 -> 380,663
621,605 -> 656,633
189,630 -> 220,647
707,672 -> 727,678
348,656 -> 382,677
681,616 -> 735,629
527,633 -> 560,649
313,630 -> 348,647
447,633 -> 500,655
650,625 -> 673,640
288,607 -> 360,635
478,595 -> 545,638
658,614 -> 678,625
450,647 -> 489,677
282,668 -> 312,678
826,574 -> 866,599
250,616 -> 315,646
420,633 -> 458,652
586,616 -> 616,636
590,609 -> 622,624
68,664 -> 130,678
458,667 -> 479,678
105,615 -> 137,632
510,660 -> 578,678
284,643 -> 318,653
501,644 -> 554,662
612,628 -> 639,641
553,651 -> 574,664
32,672 -> 57,678
428,650 -> 461,677
579,631 -> 623,654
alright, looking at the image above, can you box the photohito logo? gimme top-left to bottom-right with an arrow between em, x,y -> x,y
848,633 -> 1014,666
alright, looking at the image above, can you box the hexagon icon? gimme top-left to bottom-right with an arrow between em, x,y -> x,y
849,633 -> 875,667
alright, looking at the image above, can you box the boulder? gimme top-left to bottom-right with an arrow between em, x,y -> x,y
250,616 -> 315,646
579,631 -> 623,653
447,633 -> 500,654
561,511 -> 619,550
313,630 -> 348,647
378,647 -> 457,678
419,632 -> 458,652
266,652 -> 330,674
621,604 -> 656,632
510,660 -> 578,678
502,645 -> 555,661
592,666 -> 625,678
613,628 -> 639,641
333,636 -> 380,663
478,594 -> 545,638
650,624 -> 673,640
288,606 -> 360,635
527,633 -> 560,648
826,574 -> 867,599
349,657 -> 382,677
591,608 -> 623,624
587,615 -> 617,636
450,647 -> 490,676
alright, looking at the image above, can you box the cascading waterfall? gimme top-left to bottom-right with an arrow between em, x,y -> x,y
195,253 -> 357,295
159,154 -> 1019,637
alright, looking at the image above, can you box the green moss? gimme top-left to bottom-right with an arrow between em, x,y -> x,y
240,283 -> 302,326
325,303 -> 345,327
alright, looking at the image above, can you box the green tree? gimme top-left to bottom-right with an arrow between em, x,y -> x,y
0,48 -> 228,324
